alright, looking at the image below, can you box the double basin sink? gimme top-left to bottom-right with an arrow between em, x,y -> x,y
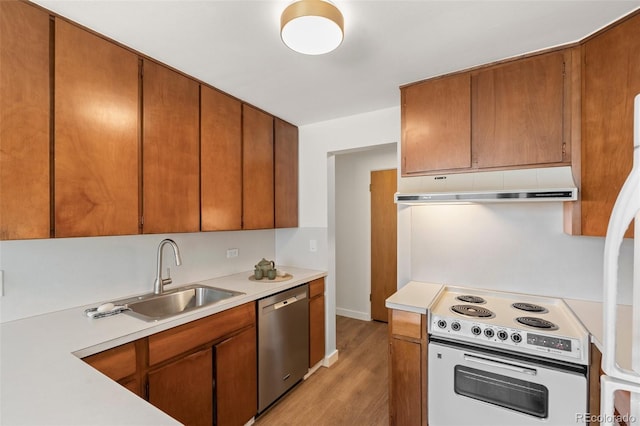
114,284 -> 245,321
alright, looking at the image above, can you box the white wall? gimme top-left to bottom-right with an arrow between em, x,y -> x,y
0,230 -> 275,322
335,144 -> 397,320
409,203 -> 634,303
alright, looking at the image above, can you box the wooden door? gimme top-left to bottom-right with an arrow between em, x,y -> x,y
215,327 -> 257,426
148,347 -> 213,426
0,0 -> 50,240
370,169 -> 397,322
142,60 -> 200,234
472,50 -> 567,168
201,86 -> 242,231
55,20 -> 139,237
582,13 -> 640,237
242,104 -> 274,230
401,73 -> 471,175
275,118 -> 299,228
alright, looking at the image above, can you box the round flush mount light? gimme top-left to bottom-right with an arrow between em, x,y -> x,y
280,0 -> 344,55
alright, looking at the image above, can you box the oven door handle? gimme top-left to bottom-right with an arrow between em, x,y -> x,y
463,354 -> 538,376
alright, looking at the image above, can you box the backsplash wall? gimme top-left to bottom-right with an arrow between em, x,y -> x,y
409,202 -> 634,303
0,230 -> 275,323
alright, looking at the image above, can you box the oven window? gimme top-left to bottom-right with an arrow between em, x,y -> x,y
454,365 -> 548,418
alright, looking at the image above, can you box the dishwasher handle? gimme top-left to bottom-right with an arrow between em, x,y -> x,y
274,296 -> 301,310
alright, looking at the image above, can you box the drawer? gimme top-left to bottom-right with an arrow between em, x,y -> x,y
149,302 -> 255,365
390,310 -> 423,340
309,278 -> 325,299
83,342 -> 136,381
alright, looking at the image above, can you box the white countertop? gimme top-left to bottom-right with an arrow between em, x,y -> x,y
385,281 -> 444,314
386,281 -> 634,371
0,267 -> 326,426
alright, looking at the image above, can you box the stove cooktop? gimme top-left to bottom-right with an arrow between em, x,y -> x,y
428,286 -> 590,365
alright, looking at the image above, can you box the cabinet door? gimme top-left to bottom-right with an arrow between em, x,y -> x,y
54,20 -> 139,237
389,338 -> 422,426
472,51 -> 567,169
309,278 -> 325,367
201,86 -> 242,231
148,347 -> 213,426
582,13 -> 640,237
142,60 -> 200,234
0,0 -> 50,240
215,327 -> 257,426
275,118 -> 299,228
242,104 -> 274,230
401,73 -> 471,175
83,341 -> 141,396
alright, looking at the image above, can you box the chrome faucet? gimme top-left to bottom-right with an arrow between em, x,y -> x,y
153,239 -> 182,294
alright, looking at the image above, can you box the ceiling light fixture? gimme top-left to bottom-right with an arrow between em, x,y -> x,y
280,0 -> 344,55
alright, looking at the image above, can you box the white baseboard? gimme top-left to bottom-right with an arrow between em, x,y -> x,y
323,349 -> 339,367
336,307 -> 371,321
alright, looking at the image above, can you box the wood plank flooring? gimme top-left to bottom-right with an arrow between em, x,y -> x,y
255,316 -> 389,426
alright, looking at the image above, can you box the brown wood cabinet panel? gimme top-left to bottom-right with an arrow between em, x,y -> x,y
148,302 -> 255,365
83,342 -> 136,382
0,0 -> 50,240
54,20 -> 139,237
215,326 -> 257,425
589,343 -> 602,423
309,280 -> 325,367
242,104 -> 274,230
401,73 -> 471,175
142,60 -> 200,234
389,337 -> 422,426
201,86 -> 242,231
472,51 -> 567,169
390,310 -> 422,340
274,118 -> 299,228
582,13 -> 640,237
148,347 -> 213,426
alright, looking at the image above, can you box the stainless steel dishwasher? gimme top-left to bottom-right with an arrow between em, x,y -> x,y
258,284 -> 309,413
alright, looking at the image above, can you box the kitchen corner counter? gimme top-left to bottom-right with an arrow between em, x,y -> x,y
385,281 -> 444,315
565,298 -> 634,371
0,267 -> 326,426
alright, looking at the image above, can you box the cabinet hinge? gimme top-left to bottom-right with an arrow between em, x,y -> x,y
369,184 -> 372,192
369,293 -> 372,301
140,216 -> 144,226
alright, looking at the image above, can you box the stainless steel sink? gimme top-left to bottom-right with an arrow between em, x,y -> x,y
117,284 -> 244,321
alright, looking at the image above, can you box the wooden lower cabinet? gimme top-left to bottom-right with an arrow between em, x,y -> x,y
148,347 -> 213,426
309,278 -> 326,367
388,309 -> 427,426
215,326 -> 257,426
83,302 -> 257,425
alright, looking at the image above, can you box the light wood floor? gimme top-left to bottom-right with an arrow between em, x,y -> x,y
254,316 -> 389,426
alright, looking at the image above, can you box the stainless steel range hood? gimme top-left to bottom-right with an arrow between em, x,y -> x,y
395,166 -> 578,204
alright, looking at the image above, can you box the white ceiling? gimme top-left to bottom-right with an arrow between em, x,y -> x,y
31,0 -> 640,126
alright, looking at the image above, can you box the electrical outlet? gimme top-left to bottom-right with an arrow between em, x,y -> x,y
309,239 -> 317,252
226,248 -> 239,258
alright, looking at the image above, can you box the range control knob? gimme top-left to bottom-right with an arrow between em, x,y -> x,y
511,333 -> 522,343
437,320 -> 447,329
484,328 -> 495,338
497,330 -> 509,341
451,322 -> 461,331
471,326 -> 482,336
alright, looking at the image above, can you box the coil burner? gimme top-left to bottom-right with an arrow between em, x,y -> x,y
455,295 -> 486,304
511,302 -> 548,313
450,304 -> 495,318
516,316 -> 558,330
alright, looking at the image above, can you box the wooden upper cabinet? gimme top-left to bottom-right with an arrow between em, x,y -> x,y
201,87 -> 242,231
142,60 -> 200,234
581,13 -> 640,237
401,73 -> 471,175
275,118 -> 299,228
242,104 -> 274,230
54,20 -> 139,237
472,50 -> 568,169
0,1 -> 50,240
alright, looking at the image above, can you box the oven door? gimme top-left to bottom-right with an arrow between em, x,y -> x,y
428,338 -> 587,426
